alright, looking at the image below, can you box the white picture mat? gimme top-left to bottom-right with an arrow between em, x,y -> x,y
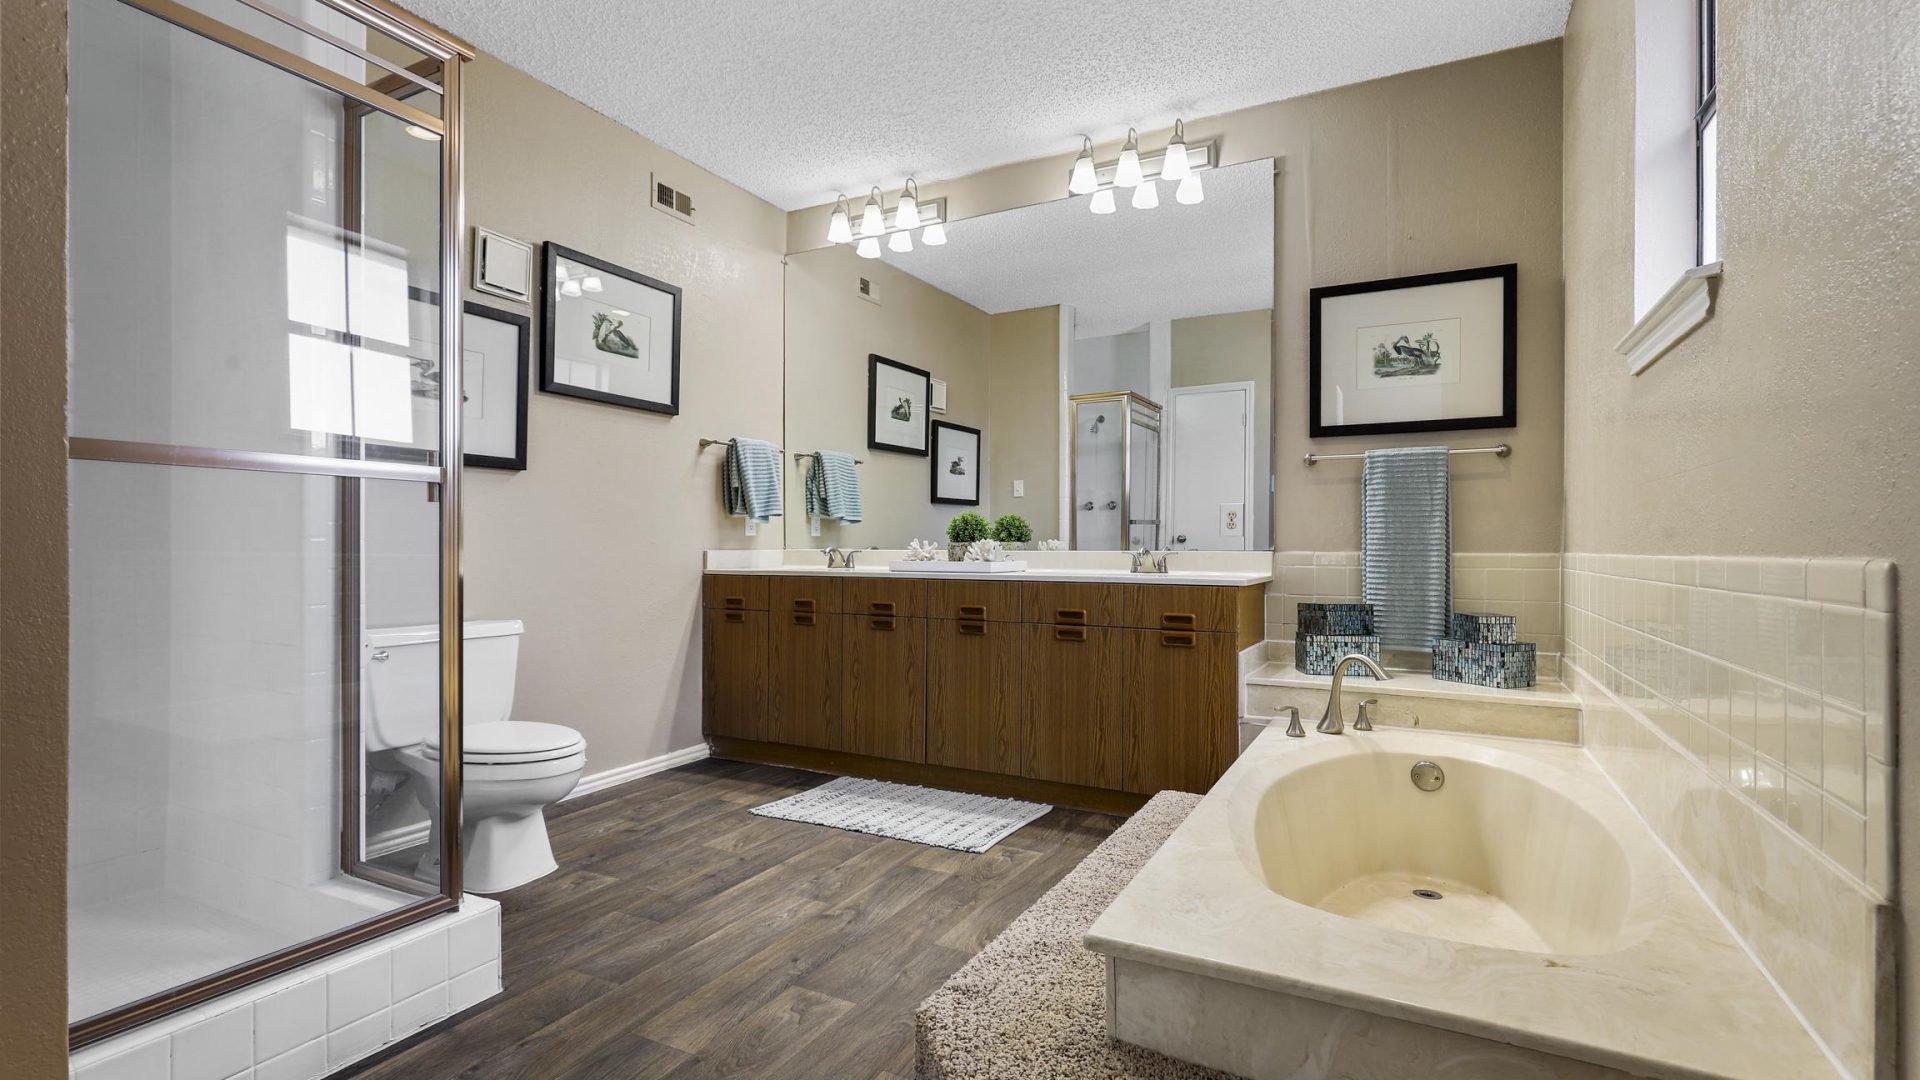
933,426 -> 979,501
551,255 -> 675,404
462,311 -> 520,460
1318,278 -> 1504,426
872,362 -> 929,451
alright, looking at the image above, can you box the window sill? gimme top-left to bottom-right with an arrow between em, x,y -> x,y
1617,262 -> 1722,374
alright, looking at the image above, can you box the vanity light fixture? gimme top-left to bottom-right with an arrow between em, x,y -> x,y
856,236 -> 881,259
1130,178 -> 1159,210
1114,128 -> 1144,187
860,187 -> 886,237
1161,120 -> 1192,181
888,228 -> 913,253
894,179 -> 922,231
827,194 -> 854,244
1068,136 -> 1098,195
1090,187 -> 1116,214
1176,173 -> 1205,205
922,220 -> 947,245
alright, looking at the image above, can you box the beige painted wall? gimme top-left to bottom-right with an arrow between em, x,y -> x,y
782,243 -> 993,547
788,42 -> 1566,555
1,0 -> 71,1072
1560,0 -> 1920,1069
1172,308 -> 1274,549
986,305 -> 1061,538
460,55 -> 787,777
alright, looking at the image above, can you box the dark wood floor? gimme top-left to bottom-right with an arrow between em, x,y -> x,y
342,758 -> 1121,1080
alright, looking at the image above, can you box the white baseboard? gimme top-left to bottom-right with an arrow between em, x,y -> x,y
564,741 -> 711,801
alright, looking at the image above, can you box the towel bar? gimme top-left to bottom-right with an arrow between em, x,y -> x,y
1303,443 -> 1509,466
697,438 -> 863,465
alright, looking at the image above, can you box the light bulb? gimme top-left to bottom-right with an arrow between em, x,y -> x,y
1115,128 -> 1143,187
1176,174 -> 1204,205
1090,187 -> 1115,215
1131,178 -> 1159,210
581,275 -> 603,293
894,179 -> 921,230
888,229 -> 913,253
827,196 -> 853,244
856,236 -> 881,259
860,188 -> 885,236
921,221 -> 947,245
1067,136 -> 1097,195
1161,120 -> 1191,181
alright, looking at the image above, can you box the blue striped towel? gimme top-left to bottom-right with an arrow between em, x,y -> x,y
805,451 -> 863,524
722,438 -> 782,522
1361,447 -> 1452,652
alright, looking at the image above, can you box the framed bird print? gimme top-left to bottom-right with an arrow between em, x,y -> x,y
1308,263 -> 1516,437
930,420 -> 981,505
540,241 -> 682,414
867,353 -> 931,455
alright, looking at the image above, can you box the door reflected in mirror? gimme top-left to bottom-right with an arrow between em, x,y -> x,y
782,158 -> 1275,552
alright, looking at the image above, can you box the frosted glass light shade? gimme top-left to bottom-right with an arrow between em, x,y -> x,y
1068,139 -> 1097,195
1131,179 -> 1159,210
827,204 -> 853,244
856,236 -> 881,258
860,191 -> 885,236
1162,144 -> 1191,181
1176,174 -> 1204,205
1115,138 -> 1143,187
1090,187 -> 1116,215
921,221 -> 947,245
888,229 -> 913,253
895,190 -> 921,231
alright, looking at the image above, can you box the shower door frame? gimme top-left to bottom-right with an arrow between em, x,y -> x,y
65,0 -> 474,1049
1067,390 -> 1163,551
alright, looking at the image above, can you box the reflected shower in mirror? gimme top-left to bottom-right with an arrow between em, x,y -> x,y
782,158 -> 1275,551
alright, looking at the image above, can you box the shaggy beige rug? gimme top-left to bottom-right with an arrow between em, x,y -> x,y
915,791 -> 1238,1080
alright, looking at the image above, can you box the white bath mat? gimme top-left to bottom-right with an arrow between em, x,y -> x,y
750,777 -> 1051,853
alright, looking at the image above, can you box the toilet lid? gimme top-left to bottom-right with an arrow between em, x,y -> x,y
422,721 -> 585,765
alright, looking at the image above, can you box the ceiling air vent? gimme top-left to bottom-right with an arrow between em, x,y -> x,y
651,173 -> 695,225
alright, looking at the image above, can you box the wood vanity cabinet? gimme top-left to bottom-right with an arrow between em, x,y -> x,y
766,578 -> 843,750
702,607 -> 767,740
1122,628 -> 1236,794
926,613 -> 1023,774
840,611 -> 926,762
1022,621 -> 1125,790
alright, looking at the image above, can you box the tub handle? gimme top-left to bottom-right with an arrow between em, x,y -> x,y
370,649 -> 390,663
1278,705 -> 1304,738
1355,698 -> 1379,731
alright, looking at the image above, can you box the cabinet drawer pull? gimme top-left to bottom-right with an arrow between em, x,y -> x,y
1055,608 -> 1087,624
1054,626 -> 1087,642
792,598 -> 816,612
792,612 -> 816,626
870,616 -> 896,631
958,604 -> 987,618
722,596 -> 747,609
1161,631 -> 1196,648
721,610 -> 746,623
1160,612 -> 1197,629
869,601 -> 896,614
958,621 -> 986,636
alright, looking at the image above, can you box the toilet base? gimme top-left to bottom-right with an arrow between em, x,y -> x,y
400,749 -> 583,895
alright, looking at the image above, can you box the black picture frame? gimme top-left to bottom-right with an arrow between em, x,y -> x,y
1308,263 -> 1517,438
540,241 -> 682,415
462,301 -> 530,471
867,353 -> 931,455
930,420 -> 982,505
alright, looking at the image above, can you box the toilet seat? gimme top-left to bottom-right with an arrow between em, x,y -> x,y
421,721 -> 585,765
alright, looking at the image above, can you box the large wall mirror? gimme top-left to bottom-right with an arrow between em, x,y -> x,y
782,158 -> 1276,552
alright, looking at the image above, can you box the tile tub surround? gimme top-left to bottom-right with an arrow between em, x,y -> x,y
69,898 -> 501,1080
1245,663 -> 1581,743
1268,551 -> 1563,671
1562,553 -> 1896,1079
1084,726 -> 1838,1080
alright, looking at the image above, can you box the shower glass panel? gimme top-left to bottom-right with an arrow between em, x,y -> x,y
1069,391 -> 1162,550
66,0 -> 468,1046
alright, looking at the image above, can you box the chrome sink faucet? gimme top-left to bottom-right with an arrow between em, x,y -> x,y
822,546 -> 875,569
1318,653 -> 1392,733
1130,548 -> 1169,574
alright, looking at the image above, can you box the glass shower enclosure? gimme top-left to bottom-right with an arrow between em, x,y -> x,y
1069,391 -> 1163,550
65,0 -> 471,1047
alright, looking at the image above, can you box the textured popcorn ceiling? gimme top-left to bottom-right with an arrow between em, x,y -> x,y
878,159 -> 1275,339
403,0 -> 1569,210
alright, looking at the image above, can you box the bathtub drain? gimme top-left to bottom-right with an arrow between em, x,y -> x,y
1411,889 -> 1444,900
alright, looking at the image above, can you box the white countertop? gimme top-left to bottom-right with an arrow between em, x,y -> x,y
703,548 -> 1272,587
703,565 -> 1269,587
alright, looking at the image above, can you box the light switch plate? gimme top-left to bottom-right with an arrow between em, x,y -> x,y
1012,480 -> 1025,498
744,519 -> 758,537
810,518 -> 822,536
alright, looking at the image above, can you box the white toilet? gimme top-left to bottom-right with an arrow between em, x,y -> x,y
365,619 -> 586,894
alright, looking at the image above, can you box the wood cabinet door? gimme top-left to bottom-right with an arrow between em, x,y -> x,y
768,606 -> 842,749
840,613 -> 926,762
702,608 -> 768,740
1021,623 -> 1124,789
1123,629 -> 1236,795
927,617 -> 1022,773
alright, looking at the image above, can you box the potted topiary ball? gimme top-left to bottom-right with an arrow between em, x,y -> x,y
946,511 -> 991,560
990,514 -> 1033,549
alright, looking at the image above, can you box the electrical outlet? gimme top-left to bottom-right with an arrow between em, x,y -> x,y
744,518 -> 758,537
1220,503 -> 1245,536
1012,480 -> 1025,498
810,518 -> 822,537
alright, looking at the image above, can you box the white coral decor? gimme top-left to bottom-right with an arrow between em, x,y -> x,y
904,538 -> 942,562
963,539 -> 1005,563
1037,538 -> 1065,551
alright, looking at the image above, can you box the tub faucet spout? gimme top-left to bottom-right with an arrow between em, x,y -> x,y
1318,653 -> 1392,734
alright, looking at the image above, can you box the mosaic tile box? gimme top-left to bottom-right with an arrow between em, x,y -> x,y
1297,602 -> 1375,636
1432,638 -> 1537,688
1296,634 -> 1382,675
1449,611 -> 1518,644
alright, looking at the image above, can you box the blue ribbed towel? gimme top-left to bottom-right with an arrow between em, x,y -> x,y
804,450 -> 863,525
1361,447 -> 1452,652
722,438 -> 782,522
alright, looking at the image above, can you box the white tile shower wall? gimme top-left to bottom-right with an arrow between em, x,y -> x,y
69,897 -> 501,1080
1563,554 -> 1895,1079
1267,552 -> 1563,671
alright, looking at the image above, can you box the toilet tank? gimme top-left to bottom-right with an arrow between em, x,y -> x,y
363,619 -> 524,752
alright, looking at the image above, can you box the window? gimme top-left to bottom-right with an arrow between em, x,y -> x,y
1696,0 -> 1719,264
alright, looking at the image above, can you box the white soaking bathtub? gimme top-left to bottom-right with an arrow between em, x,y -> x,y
1084,726 -> 1838,1080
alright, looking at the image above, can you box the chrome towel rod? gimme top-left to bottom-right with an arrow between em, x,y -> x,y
697,438 -> 863,465
1303,443 -> 1510,466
